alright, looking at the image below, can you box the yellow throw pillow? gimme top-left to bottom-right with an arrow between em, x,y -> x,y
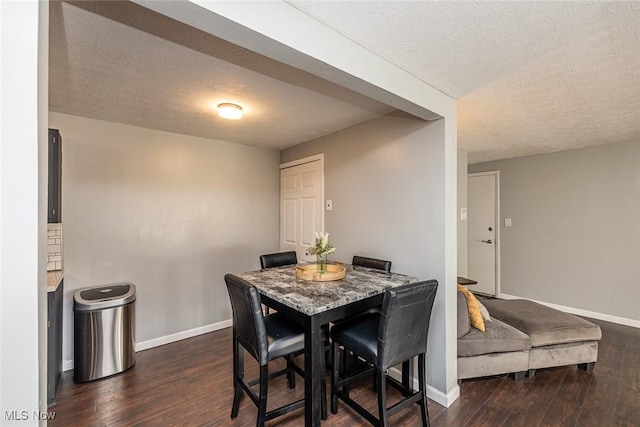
457,284 -> 486,332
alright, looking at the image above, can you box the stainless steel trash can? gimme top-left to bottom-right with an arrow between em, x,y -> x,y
73,283 -> 136,382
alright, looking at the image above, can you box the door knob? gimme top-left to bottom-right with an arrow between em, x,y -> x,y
481,239 -> 493,244
488,227 -> 493,231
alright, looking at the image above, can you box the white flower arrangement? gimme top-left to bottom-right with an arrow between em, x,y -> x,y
306,231 -> 336,257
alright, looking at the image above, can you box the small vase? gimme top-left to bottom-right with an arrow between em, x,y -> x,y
316,254 -> 327,274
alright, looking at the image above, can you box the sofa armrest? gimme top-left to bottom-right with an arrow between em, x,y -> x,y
457,291 -> 470,338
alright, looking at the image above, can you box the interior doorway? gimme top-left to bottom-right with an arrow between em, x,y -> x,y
468,171 -> 500,296
279,154 -> 324,262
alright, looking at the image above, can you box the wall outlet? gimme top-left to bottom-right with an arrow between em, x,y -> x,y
505,218 -> 512,227
326,200 -> 333,211
460,207 -> 467,221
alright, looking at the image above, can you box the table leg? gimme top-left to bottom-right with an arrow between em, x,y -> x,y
304,315 -> 324,426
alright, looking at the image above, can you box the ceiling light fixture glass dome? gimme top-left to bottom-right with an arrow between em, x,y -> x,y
217,103 -> 243,120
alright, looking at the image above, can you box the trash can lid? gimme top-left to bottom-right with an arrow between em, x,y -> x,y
74,283 -> 136,311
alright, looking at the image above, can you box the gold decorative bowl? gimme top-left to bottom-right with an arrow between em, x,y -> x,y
296,263 -> 346,282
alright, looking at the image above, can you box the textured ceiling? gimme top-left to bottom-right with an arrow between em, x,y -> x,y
51,1 -> 640,162
49,1 -> 394,150
289,1 -> 640,162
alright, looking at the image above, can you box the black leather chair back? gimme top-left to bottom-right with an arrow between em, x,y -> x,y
378,280 -> 438,370
225,274 -> 269,366
260,251 -> 298,269
352,255 -> 392,273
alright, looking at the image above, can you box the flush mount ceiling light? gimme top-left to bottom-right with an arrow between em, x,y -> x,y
217,103 -> 243,120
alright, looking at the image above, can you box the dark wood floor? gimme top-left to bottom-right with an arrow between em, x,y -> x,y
49,317 -> 639,426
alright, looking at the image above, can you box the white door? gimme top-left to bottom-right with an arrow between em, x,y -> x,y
280,157 -> 324,262
468,172 -> 499,296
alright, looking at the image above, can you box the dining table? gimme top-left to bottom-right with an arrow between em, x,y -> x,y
236,263 -> 418,426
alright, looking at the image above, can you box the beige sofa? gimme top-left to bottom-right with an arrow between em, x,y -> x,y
457,292 -> 602,381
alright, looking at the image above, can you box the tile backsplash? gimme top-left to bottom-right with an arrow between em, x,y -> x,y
47,223 -> 63,271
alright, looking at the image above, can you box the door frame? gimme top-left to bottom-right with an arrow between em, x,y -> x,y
468,170 -> 501,297
279,153 -> 325,252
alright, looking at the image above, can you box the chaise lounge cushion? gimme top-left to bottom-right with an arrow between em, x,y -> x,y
482,299 -> 602,347
458,317 -> 531,357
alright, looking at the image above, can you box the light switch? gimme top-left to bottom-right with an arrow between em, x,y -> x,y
326,200 -> 333,211
460,207 -> 467,221
505,218 -> 512,227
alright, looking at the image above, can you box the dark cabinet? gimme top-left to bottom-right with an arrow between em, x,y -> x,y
48,129 -> 62,223
47,280 -> 63,406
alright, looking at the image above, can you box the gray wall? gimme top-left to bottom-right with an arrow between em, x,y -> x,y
51,113 -> 280,363
457,149 -> 468,276
281,112 -> 452,394
469,141 -> 640,321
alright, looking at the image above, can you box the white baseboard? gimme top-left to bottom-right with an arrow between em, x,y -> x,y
388,367 -> 460,408
430,383 -> 460,408
135,319 -> 233,352
63,319 -> 233,372
499,293 -> 640,329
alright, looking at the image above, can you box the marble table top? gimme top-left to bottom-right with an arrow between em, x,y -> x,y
236,264 -> 418,316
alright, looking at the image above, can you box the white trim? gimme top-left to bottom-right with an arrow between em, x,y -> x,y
499,293 -> 640,329
429,382 -> 461,408
62,319 -> 233,372
468,171 -> 501,296
467,171 -> 497,178
388,367 -> 460,408
495,170 -> 501,297
135,319 -> 233,351
279,153 -> 324,170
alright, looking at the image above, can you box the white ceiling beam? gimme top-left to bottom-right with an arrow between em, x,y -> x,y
133,0 -> 455,121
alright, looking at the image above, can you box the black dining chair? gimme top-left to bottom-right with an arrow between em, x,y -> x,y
348,255 -> 392,317
225,274 -> 306,426
352,255 -> 392,273
330,280 -> 438,427
260,251 -> 298,269
259,251 -> 298,315
339,256 -> 393,384
347,255 -> 392,319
